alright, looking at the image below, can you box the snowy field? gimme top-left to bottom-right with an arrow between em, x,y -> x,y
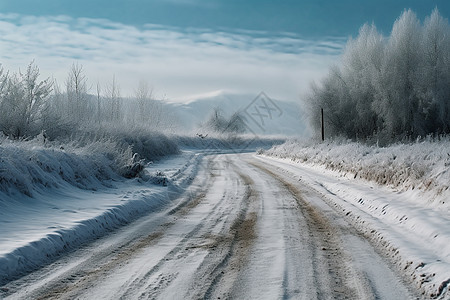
262,138 -> 450,298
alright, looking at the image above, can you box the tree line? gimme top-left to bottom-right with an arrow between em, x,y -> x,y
0,62 -> 173,140
307,9 -> 450,143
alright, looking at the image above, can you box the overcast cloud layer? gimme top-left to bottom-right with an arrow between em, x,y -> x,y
0,14 -> 344,102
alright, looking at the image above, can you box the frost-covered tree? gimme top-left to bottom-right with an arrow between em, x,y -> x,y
307,24 -> 385,140
0,62 -> 52,138
134,80 -> 153,124
0,66 -> 7,97
227,112 -> 247,134
307,68 -> 346,137
343,24 -> 384,138
0,61 -> 181,145
306,9 -> 450,143
0,66 -> 9,118
105,75 -> 122,122
41,80 -> 67,138
96,81 -> 102,124
417,8 -> 450,133
202,108 -> 247,135
66,63 -> 90,122
377,10 -> 421,137
205,108 -> 228,132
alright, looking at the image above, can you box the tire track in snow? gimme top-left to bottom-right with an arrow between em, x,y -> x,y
1,155 -> 219,300
2,153 -> 418,299
93,155 -> 255,300
248,156 -> 418,299
192,169 -> 259,299
222,158 -> 354,299
94,156 -> 234,299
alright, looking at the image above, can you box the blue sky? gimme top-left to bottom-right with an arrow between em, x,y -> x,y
1,0 -> 449,37
0,0 -> 449,101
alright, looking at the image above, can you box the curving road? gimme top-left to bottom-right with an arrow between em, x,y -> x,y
2,153 -> 418,299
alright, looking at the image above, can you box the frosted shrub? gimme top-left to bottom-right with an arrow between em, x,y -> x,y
0,62 -> 52,139
0,138 -> 117,197
264,137 -> 450,202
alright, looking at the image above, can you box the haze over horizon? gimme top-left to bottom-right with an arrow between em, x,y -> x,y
0,0 -> 449,102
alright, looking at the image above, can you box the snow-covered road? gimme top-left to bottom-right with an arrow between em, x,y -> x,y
1,153 -> 422,299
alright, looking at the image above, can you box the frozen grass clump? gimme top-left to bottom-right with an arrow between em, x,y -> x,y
0,137 -> 122,197
0,128 -> 181,197
264,137 -> 450,206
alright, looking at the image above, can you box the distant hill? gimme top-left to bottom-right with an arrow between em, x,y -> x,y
167,91 -> 310,137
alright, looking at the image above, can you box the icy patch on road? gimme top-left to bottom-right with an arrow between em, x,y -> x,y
0,151 -> 203,286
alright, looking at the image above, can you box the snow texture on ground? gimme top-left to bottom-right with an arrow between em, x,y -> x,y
261,139 -> 450,299
1,153 -> 416,299
0,132 -> 279,287
0,148 -> 203,285
264,138 -> 450,210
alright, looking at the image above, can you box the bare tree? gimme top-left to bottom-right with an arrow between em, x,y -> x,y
66,62 -> 89,122
105,75 -> 122,122
96,81 -> 102,124
134,80 -> 153,124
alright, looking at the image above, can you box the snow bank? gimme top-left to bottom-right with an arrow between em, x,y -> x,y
0,191 -> 166,284
264,137 -> 450,209
69,127 -> 181,161
262,138 -> 450,298
0,139 -> 118,197
0,128 -> 184,197
0,150 -> 203,285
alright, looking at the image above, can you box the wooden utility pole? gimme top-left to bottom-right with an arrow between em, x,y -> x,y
321,108 -> 324,141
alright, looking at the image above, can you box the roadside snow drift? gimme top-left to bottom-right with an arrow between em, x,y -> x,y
0,139 -> 203,285
262,139 -> 450,298
0,134 -> 280,286
265,138 -> 450,209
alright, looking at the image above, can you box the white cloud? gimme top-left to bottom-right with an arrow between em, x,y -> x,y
0,13 -> 344,102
